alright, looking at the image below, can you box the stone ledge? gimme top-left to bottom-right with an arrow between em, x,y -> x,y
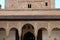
0,15 -> 60,20
0,9 -> 60,11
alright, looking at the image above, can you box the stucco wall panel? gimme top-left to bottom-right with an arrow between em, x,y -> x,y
0,10 -> 60,15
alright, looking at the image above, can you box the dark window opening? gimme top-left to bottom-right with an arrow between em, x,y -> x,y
28,4 -> 31,8
23,32 -> 35,40
45,2 -> 48,6
15,29 -> 19,40
37,29 -> 42,40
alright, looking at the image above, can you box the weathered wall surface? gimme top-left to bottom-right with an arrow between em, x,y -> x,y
5,0 -> 55,9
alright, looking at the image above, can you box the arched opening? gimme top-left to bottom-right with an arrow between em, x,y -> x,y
37,28 -> 48,40
0,28 -> 6,40
23,32 -> 35,40
21,23 -> 35,40
8,28 -> 19,40
51,28 -> 60,40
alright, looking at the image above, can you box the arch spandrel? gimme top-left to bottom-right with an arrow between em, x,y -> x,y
8,21 -> 19,29
0,21 -> 7,29
37,21 -> 48,30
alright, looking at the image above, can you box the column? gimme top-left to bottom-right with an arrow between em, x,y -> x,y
19,29 -> 21,40
5,30 -> 9,40
5,21 -> 9,40
35,29 -> 37,40
48,23 -> 51,40
34,23 -> 38,40
18,22 -> 22,40
48,30 -> 51,40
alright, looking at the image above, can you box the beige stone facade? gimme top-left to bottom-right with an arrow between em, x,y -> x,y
5,0 -> 55,9
0,0 -> 60,40
0,21 -> 60,40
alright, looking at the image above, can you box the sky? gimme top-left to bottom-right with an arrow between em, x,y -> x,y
55,0 -> 60,8
0,0 -> 60,9
0,0 -> 5,9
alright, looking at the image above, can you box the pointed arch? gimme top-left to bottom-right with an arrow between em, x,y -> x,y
22,23 -> 34,30
21,23 -> 35,40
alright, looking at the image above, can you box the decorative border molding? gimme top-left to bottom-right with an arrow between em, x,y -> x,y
0,15 -> 60,20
